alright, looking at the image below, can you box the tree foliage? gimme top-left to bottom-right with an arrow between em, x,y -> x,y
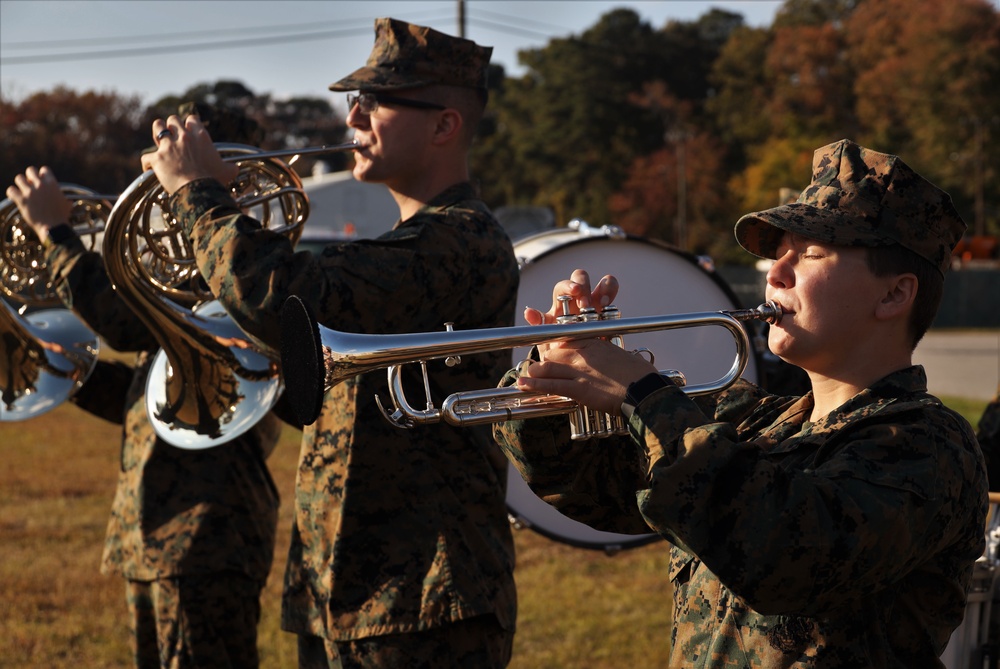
0,87 -> 148,194
3,0 -> 998,259
0,80 -> 349,198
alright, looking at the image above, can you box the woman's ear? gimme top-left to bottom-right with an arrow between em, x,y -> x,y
875,273 -> 917,321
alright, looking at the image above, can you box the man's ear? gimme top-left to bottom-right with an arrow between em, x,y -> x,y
431,109 -> 463,145
875,273 -> 917,321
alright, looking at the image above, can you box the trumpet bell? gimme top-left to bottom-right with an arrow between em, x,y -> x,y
1,300 -> 100,421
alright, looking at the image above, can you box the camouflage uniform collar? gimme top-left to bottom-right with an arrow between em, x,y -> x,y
414,181 -> 479,214
807,365 -> 929,431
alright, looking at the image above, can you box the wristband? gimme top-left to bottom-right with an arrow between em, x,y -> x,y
46,223 -> 76,245
621,372 -> 672,420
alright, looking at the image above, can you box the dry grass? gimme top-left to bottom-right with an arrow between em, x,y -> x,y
0,402 -> 676,669
1,396 -> 989,668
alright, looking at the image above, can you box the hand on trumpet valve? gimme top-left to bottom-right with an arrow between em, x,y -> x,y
6,166 -> 71,240
142,114 -> 239,195
523,269 -> 620,327
522,268 -> 619,361
515,335 -> 658,416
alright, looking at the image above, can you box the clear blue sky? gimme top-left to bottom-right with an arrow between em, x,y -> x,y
1,0 -> 783,113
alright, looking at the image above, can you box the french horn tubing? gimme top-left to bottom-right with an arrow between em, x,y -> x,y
0,187 -> 107,421
103,141 -> 358,449
0,185 -> 114,306
278,294 -> 782,437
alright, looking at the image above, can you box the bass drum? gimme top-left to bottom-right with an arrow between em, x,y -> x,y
504,222 -> 762,554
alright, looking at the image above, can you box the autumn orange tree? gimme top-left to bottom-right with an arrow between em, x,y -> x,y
845,0 -> 1000,236
705,0 -> 999,249
0,87 -> 149,194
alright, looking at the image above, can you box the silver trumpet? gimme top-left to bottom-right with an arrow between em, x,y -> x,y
278,295 -> 782,437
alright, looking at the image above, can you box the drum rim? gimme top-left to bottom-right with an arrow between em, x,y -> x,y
515,230 -> 754,310
505,504 -> 664,552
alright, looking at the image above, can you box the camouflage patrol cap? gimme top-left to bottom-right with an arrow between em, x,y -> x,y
735,139 -> 966,275
178,101 -> 263,145
328,17 -> 492,92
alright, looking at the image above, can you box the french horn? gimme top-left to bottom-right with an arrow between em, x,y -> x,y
103,141 -> 357,449
0,187 -> 108,421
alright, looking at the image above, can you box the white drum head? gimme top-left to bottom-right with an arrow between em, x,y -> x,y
505,227 -> 761,552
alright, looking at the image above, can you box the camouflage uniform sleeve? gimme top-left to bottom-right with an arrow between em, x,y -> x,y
171,179 -> 507,345
492,366 -> 653,535
70,359 -> 132,424
630,386 -> 984,617
44,239 -> 158,351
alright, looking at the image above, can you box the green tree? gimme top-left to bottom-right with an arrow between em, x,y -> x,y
476,9 -> 671,226
478,8 -> 745,230
148,80 -> 348,177
706,26 -> 774,158
773,0 -> 861,27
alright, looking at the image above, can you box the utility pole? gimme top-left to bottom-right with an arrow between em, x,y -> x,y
973,115 -> 985,237
457,0 -> 466,38
666,128 -> 690,251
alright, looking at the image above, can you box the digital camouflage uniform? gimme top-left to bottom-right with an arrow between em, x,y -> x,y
161,17 -> 518,667
494,140 -> 987,667
167,177 -> 518,663
495,370 -> 984,667
38,102 -> 280,669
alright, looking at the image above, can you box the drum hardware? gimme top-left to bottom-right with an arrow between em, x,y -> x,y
566,218 -> 627,240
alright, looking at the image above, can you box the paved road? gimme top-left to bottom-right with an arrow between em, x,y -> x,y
913,330 -> 1000,401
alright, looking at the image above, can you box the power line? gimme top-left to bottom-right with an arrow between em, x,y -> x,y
0,7 -> 577,66
0,10 -> 459,65
1,26 -> 369,65
0,18 -> 373,50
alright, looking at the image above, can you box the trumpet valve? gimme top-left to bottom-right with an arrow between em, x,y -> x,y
443,322 -> 461,367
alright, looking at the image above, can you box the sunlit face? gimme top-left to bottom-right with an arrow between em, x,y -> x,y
764,232 -> 884,375
346,90 -> 440,191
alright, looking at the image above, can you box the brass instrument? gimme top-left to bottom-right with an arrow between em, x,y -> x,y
0,185 -> 114,305
0,187 -> 107,420
278,294 -> 782,436
104,141 -> 358,449
0,299 -> 100,420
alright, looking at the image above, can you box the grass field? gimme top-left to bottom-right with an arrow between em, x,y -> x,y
0,396 -> 990,668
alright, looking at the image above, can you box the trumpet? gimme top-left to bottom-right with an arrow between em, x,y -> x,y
278,295 -> 782,436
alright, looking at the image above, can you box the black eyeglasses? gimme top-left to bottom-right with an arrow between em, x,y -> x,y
347,93 -> 446,115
